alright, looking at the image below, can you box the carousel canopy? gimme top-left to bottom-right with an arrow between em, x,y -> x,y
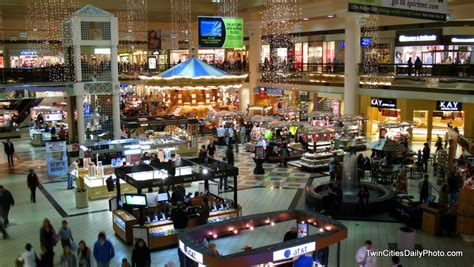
139,57 -> 247,88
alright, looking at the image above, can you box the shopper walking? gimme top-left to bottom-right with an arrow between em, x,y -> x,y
435,136 -> 443,152
0,185 -> 14,227
355,240 -> 376,267
39,218 -> 57,267
60,245 -> 78,267
418,175 -> 433,203
67,160 -> 80,190
17,243 -> 37,267
27,169 -> 40,203
357,186 -> 370,216
58,220 -> 74,248
391,256 -> 402,267
422,143 -> 430,172
199,119 -> 205,136
131,238 -> 151,267
3,138 -> 15,166
207,140 -> 216,158
414,56 -> 423,76
407,57 -> 413,76
280,143 -> 290,167
77,240 -> 92,267
93,232 -> 115,267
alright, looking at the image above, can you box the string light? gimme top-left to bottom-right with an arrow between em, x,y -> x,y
26,0 -> 76,56
170,0 -> 192,50
260,0 -> 302,84
216,0 -> 238,17
361,14 -> 380,88
125,0 -> 148,54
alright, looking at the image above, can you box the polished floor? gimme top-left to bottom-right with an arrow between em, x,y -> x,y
0,137 -> 473,267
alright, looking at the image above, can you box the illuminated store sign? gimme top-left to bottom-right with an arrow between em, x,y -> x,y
273,242 -> 316,261
399,34 -> 437,43
436,101 -> 462,111
370,98 -> 397,109
451,37 -> 474,44
20,50 -> 37,56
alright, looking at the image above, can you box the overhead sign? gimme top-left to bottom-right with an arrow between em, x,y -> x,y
436,101 -> 462,111
19,50 -> 37,56
371,98 -> 397,108
361,37 -> 372,47
179,240 -> 204,264
273,241 -> 316,261
253,87 -> 284,96
198,16 -> 244,49
348,0 -> 448,21
449,36 -> 474,44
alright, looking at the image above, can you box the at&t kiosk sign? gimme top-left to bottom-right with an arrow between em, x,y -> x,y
273,241 -> 316,261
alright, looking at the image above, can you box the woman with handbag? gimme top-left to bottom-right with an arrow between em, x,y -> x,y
39,218 -> 57,267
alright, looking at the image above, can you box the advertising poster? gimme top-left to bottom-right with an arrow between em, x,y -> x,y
348,0 -> 448,21
198,17 -> 243,49
46,141 -> 68,177
147,30 -> 161,50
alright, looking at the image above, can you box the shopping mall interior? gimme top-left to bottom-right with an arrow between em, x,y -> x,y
0,0 -> 474,266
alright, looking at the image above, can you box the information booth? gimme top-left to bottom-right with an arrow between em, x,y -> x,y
112,157 -> 240,250
178,209 -> 347,267
121,115 -> 199,155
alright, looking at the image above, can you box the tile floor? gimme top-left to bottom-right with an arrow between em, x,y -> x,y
0,138 -> 472,267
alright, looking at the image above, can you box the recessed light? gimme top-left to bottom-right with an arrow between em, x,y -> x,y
303,17 -> 309,21
327,15 -> 335,18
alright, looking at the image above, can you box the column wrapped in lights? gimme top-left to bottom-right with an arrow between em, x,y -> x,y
361,14 -> 380,88
217,0 -> 238,17
26,0 -> 76,56
260,0 -> 301,84
170,0 -> 192,50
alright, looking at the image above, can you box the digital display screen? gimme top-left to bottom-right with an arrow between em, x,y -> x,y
45,113 -> 62,122
361,37 -> 371,47
198,17 -> 243,49
148,57 -> 157,70
124,194 -> 147,206
297,223 -> 308,238
157,193 -> 169,202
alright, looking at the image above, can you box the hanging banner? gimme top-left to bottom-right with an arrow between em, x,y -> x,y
348,0 -> 448,21
198,17 -> 244,49
46,141 -> 68,177
147,30 -> 162,50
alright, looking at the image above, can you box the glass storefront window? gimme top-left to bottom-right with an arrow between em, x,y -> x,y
432,111 -> 464,140
413,110 -> 428,141
394,45 -> 443,64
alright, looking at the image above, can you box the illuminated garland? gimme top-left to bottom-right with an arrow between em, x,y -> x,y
361,14 -> 380,88
217,0 -> 238,17
170,0 -> 192,50
126,0 -> 148,53
260,0 -> 301,84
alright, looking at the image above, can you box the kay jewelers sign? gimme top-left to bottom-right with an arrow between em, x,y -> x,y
349,0 -> 448,21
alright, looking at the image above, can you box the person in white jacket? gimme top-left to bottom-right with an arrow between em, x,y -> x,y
355,240 -> 377,267
18,243 -> 37,267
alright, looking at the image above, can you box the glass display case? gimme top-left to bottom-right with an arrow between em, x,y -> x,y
113,210 -> 138,244
29,129 -> 52,146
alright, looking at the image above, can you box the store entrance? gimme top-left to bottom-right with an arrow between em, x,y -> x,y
368,107 -> 401,139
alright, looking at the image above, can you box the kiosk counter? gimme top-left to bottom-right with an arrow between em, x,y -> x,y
112,158 -> 240,250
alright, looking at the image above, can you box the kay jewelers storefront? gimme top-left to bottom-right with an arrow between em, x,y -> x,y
360,96 -> 474,142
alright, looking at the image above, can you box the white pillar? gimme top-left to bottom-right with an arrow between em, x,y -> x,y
239,87 -> 250,113
110,44 -> 122,140
75,86 -> 85,144
343,15 -> 360,115
248,26 -> 261,107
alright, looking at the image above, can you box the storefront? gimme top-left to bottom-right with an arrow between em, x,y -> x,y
252,87 -> 285,114
367,97 -> 400,138
170,50 -> 190,65
8,49 -> 63,68
432,101 -> 464,140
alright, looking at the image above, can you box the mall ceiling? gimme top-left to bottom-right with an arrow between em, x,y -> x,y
0,0 -> 472,40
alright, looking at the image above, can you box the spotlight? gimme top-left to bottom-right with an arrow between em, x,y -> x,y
271,222 -> 275,226
233,229 -> 238,234
303,17 -> 309,21
213,234 -> 218,239
250,226 -> 254,230
319,228 -> 324,233
327,15 -> 334,18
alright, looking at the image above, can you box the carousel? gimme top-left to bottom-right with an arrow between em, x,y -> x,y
139,57 -> 247,118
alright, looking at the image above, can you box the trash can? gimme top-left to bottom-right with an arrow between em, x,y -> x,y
398,227 -> 415,250
75,189 -> 89,209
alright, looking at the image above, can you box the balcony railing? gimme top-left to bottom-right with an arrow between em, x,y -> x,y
3,62 -> 474,85
0,65 -> 75,84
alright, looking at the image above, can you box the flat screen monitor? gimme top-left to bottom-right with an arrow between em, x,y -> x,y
361,37 -> 372,47
157,193 -> 169,202
45,113 -> 62,122
124,194 -> 147,206
297,223 -> 308,238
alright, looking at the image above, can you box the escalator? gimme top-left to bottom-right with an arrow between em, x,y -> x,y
6,98 -> 43,127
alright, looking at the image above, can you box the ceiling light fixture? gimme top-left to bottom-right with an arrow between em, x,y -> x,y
327,15 -> 334,18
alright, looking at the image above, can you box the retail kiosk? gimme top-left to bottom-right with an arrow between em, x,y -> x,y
29,106 -> 67,146
112,157 -> 240,250
121,115 -> 199,155
75,137 -> 185,200
178,209 -> 347,267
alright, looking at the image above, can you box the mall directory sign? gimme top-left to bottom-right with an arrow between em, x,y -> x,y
198,17 -> 243,49
348,0 -> 448,21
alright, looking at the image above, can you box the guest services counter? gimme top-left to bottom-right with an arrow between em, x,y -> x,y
112,158 -> 240,250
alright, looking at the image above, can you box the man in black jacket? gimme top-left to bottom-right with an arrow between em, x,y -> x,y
0,185 -> 15,226
171,202 -> 188,230
3,139 -> 15,166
